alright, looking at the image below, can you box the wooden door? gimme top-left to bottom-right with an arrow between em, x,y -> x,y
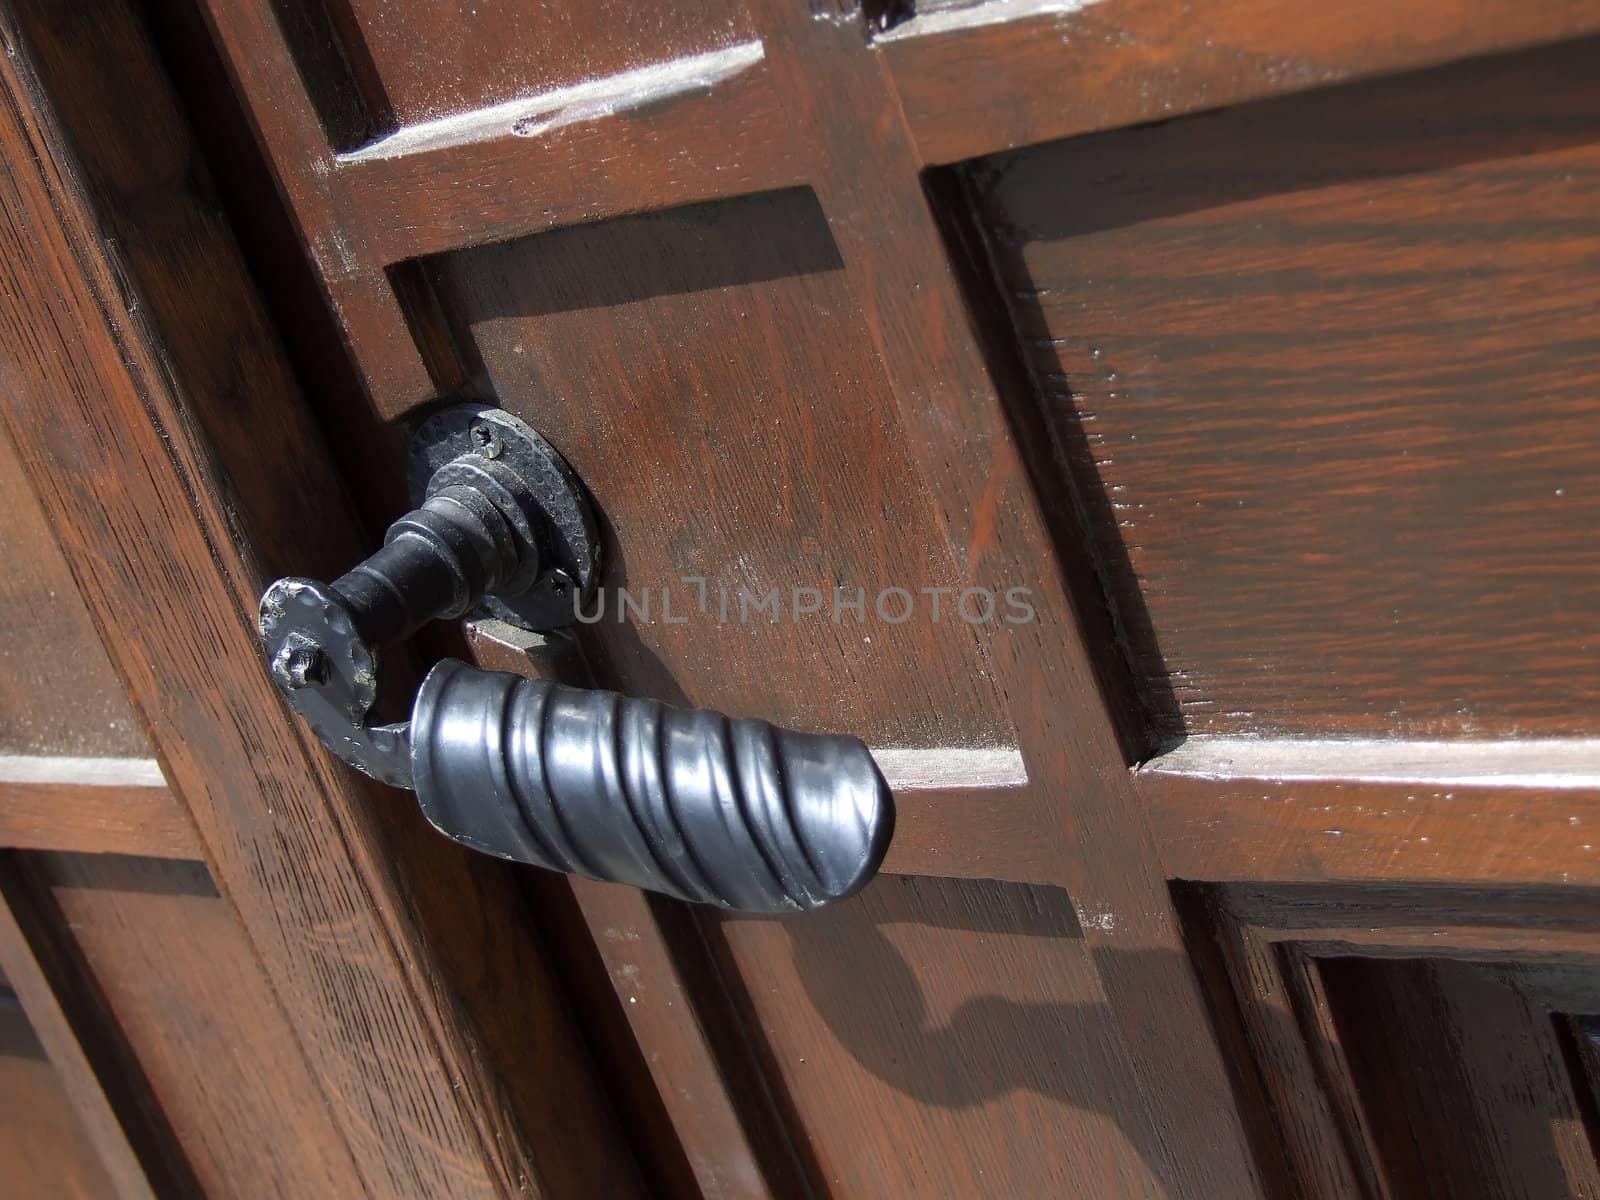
3,0 -> 1600,1197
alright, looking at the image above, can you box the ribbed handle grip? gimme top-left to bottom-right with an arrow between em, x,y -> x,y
409,660 -> 894,912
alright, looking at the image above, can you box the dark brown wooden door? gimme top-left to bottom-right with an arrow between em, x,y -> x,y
4,0 -> 1600,1197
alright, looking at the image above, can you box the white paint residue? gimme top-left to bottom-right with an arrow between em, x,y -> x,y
1081,905 -> 1116,933
339,41 -> 766,162
873,0 -> 1104,43
0,755 -> 167,788
1143,737 -> 1600,790
870,746 -> 1028,790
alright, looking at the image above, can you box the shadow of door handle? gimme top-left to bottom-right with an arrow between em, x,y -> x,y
257,403 -> 892,913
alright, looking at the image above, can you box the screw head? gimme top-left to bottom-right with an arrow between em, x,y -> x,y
271,635 -> 330,691
469,420 -> 504,459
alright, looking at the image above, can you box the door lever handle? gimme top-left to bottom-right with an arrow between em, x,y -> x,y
257,404 -> 892,913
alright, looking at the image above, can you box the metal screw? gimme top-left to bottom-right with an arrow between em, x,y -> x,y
469,420 -> 504,459
272,635 -> 330,690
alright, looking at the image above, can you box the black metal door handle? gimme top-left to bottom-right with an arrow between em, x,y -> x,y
257,404 -> 892,913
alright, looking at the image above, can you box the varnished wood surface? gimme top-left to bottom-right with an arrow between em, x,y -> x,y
1144,770 -> 1600,888
465,623 -> 809,1200
1202,899 -> 1371,1200
0,995 -> 119,1200
192,0 -> 1600,431
969,38 -> 1600,741
338,0 -> 752,128
710,875 -> 1177,1197
885,0 -> 1600,165
0,5 -> 644,1196
195,0 -> 802,413
0,426 -> 148,757
749,6 -> 1264,1192
46,0 -> 1600,1195
30,853 -> 366,1198
0,762 -> 199,860
342,50 -> 800,271
1202,884 -> 1600,1200
431,186 -> 1012,747
0,865 -> 160,1199
185,0 -> 1285,1190
883,782 -> 1057,883
566,879 -> 794,1200
1322,957 -> 1600,1199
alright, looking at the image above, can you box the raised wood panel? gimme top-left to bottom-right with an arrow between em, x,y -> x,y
338,0 -> 753,129
967,38 -> 1600,741
0,429 -> 147,758
339,48 -> 797,269
1143,740 -> 1600,888
194,0 -> 799,413
0,763 -> 199,860
744,12 -> 1260,1191
428,187 -> 1014,747
708,876 -> 1182,1198
883,0 -> 1600,165
0,995 -> 118,1200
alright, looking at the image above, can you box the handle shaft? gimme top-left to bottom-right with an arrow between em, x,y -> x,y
410,660 -> 893,912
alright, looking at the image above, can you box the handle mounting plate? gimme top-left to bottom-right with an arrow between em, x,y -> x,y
407,403 -> 600,632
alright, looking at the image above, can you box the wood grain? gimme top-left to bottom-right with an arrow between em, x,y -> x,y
1221,882 -> 1600,945
192,0 -> 440,407
709,876 -> 1178,1198
1202,884 -> 1600,1200
431,185 -> 1012,748
883,782 -> 1057,883
1150,772 -> 1600,888
194,0 -> 803,414
884,0 -> 1600,164
1322,956 -> 1600,1199
465,621 -> 824,1200
342,50 -> 803,271
337,0 -> 753,127
0,860 -> 172,1199
0,994 -> 119,1200
125,0 -> 1600,1193
747,5 -> 1266,1193
29,853 -> 364,1199
1204,899 -> 1371,1199
1143,741 -> 1600,887
0,771 -> 200,860
1279,946 -> 1394,1200
566,879 -> 793,1200
969,38 -> 1600,740
0,5 -> 643,1196
0,425 -> 148,757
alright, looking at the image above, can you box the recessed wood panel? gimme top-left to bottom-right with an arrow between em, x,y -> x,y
1322,956 -> 1600,1200
706,877 -> 1174,1198
33,854 -> 363,1199
0,430 -> 146,757
0,994 -> 117,1200
1197,884 -> 1600,1200
429,187 -> 1012,747
339,0 -> 753,128
966,38 -> 1600,740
